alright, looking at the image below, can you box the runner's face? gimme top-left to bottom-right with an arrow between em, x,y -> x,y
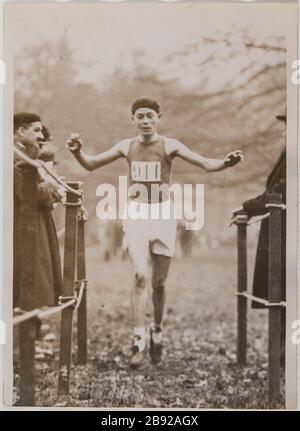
132,108 -> 161,137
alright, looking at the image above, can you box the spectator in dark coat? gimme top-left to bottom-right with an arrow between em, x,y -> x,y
232,112 -> 286,363
233,113 -> 286,308
13,113 -> 63,310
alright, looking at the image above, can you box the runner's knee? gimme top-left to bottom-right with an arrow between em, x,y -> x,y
134,272 -> 147,289
152,276 -> 166,292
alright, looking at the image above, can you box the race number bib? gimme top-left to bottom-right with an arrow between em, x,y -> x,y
131,161 -> 161,182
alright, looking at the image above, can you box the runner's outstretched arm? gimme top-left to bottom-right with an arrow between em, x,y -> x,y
167,140 -> 243,172
66,134 -> 126,171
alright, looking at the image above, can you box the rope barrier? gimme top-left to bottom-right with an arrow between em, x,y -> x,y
64,202 -> 82,207
229,214 -> 248,227
37,299 -> 76,319
13,279 -> 87,326
74,279 -> 88,310
58,295 -> 77,306
42,164 -> 82,197
265,203 -> 286,209
14,147 -> 82,197
247,212 -> 270,225
235,291 -> 286,308
230,205 -> 285,227
13,309 -> 41,326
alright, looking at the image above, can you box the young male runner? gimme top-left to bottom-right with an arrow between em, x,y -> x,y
66,97 -> 243,367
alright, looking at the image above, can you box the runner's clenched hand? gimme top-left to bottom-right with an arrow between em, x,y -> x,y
66,133 -> 83,153
223,150 -> 244,168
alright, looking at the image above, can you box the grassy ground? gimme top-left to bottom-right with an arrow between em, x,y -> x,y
14,244 -> 285,408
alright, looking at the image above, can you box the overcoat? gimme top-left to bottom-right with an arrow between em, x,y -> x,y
243,148 -> 286,309
13,160 -> 62,310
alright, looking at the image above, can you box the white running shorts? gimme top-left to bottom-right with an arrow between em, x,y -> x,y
122,199 -> 177,274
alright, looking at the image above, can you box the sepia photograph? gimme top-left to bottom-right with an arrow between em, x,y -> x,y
1,0 -> 299,410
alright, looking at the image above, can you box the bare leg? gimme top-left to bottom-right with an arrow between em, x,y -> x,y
127,244 -> 149,366
130,272 -> 147,328
151,252 -> 171,326
129,271 -> 148,365
127,238 -> 149,339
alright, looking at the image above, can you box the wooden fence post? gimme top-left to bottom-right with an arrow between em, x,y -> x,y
267,193 -> 283,402
58,182 -> 81,395
19,319 -> 37,405
236,214 -> 248,366
76,209 -> 88,364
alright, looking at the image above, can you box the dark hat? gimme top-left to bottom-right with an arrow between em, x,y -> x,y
131,97 -> 160,115
13,112 -> 41,132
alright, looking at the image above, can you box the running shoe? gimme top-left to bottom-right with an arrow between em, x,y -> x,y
129,335 -> 145,368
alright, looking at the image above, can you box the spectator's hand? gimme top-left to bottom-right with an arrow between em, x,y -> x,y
224,150 -> 244,168
66,133 -> 83,153
229,206 -> 249,226
231,206 -> 245,218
